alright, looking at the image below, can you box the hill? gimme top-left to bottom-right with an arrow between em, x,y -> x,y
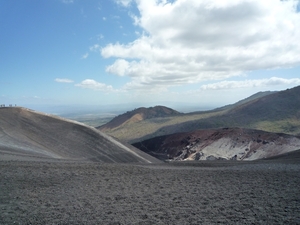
212,90 -> 275,112
169,85 -> 300,135
0,107 -> 161,163
98,105 -> 182,131
99,86 -> 300,143
132,127 -> 300,161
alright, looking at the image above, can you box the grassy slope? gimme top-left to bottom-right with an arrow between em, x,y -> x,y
153,86 -> 300,140
104,110 -> 225,143
102,86 -> 300,143
98,106 -> 182,131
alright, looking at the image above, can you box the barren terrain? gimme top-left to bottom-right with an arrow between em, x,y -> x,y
1,106 -> 300,224
1,155 -> 300,224
133,128 -> 300,161
0,107 -> 160,163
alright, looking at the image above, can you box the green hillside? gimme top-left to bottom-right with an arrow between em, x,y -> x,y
99,86 -> 300,143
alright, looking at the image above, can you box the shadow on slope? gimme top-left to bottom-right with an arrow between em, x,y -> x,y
262,149 -> 300,161
133,128 -> 300,161
132,86 -> 300,143
0,107 -> 161,163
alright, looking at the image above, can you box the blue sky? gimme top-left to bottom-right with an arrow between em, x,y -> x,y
1,0 -> 300,113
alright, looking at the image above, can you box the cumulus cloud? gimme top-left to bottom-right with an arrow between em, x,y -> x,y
200,77 -> 300,90
75,79 -> 115,92
55,78 -> 74,83
103,0 -> 300,90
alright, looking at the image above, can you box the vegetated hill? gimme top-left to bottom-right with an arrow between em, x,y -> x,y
212,90 -> 276,112
98,105 -> 182,131
0,107 -> 161,163
164,85 -> 300,136
229,86 -> 300,120
132,127 -> 300,161
98,85 -> 300,143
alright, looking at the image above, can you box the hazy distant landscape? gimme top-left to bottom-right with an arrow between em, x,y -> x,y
64,113 -> 115,127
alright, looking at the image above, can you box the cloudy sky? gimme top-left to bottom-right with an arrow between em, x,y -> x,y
1,0 -> 300,112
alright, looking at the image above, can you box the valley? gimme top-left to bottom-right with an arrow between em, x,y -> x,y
99,86 -> 300,144
1,86 -> 300,224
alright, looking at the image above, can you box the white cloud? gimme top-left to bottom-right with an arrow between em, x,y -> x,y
106,59 -> 130,76
75,79 -> 115,92
55,78 -> 74,83
62,0 -> 74,3
115,0 -> 133,7
81,53 -> 89,59
200,77 -> 300,90
90,44 -> 100,52
97,34 -> 104,40
104,0 -> 300,90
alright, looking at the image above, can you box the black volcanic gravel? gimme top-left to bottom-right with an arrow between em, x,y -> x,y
1,160 -> 300,224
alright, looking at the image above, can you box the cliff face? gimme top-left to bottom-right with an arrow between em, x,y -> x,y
133,128 -> 300,161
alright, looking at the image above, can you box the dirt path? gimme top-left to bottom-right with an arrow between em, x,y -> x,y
1,160 -> 300,224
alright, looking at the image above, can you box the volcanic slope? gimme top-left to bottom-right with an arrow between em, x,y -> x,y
0,107 -> 160,163
162,85 -> 300,136
212,90 -> 276,112
100,85 -> 300,143
98,105 -> 181,132
132,127 -> 300,161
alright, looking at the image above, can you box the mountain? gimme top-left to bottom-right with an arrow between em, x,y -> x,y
170,85 -> 300,135
212,90 -> 276,112
0,107 -> 161,163
98,105 -> 182,132
98,86 -> 300,143
228,86 -> 300,121
132,127 -> 300,161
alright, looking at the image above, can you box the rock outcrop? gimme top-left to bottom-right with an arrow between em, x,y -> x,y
133,128 -> 300,161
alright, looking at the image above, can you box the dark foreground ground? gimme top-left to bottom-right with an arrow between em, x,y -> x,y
1,159 -> 300,224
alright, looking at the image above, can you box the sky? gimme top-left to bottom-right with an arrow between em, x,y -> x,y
1,0 -> 300,113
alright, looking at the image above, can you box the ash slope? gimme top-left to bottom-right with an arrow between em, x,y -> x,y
0,107 -> 160,163
133,128 -> 300,161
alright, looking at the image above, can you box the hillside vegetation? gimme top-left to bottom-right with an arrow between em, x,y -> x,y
99,109 -> 225,143
99,86 -> 300,143
99,106 -> 181,131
